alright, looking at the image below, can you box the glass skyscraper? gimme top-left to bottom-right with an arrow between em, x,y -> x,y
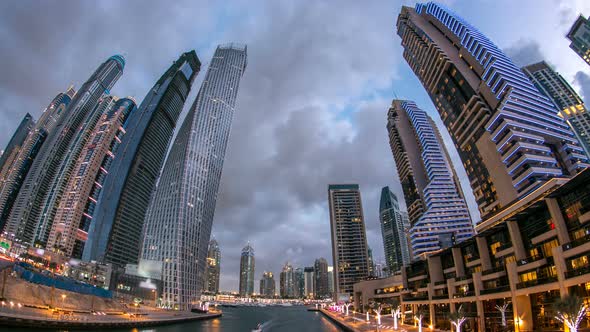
140,44 -> 246,309
567,15 -> 590,67
260,271 -> 276,298
379,186 -> 410,273
0,89 -> 75,232
204,239 -> 221,294
83,51 -> 201,267
387,100 -> 474,257
6,56 -> 124,245
397,2 -> 588,220
239,244 -> 255,297
328,184 -> 369,298
523,61 -> 590,158
313,257 -> 329,299
279,262 -> 295,298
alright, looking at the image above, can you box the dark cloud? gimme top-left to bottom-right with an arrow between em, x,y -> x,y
504,39 -> 545,67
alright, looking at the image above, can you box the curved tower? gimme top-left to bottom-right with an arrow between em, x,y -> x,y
140,44 -> 247,309
388,100 -> 474,258
239,243 -> 255,297
6,56 -> 123,244
83,51 -> 201,267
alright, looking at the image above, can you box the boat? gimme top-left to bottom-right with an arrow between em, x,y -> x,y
252,323 -> 263,332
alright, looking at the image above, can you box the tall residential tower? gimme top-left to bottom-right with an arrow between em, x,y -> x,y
83,51 -> 201,267
328,184 -> 369,298
379,186 -> 410,273
387,100 -> 474,257
397,2 -> 588,220
239,243 -> 255,297
140,44 -> 246,308
204,239 -> 221,294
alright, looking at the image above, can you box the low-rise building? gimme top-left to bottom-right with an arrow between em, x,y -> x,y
353,170 -> 590,332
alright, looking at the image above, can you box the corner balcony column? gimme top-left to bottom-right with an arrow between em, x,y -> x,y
452,247 -> 466,277
551,245 -> 568,298
545,197 -> 571,245
476,236 -> 492,271
473,271 -> 485,332
507,220 -> 526,260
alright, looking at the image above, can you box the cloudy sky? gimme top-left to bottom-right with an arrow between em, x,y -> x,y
1,0 -> 589,292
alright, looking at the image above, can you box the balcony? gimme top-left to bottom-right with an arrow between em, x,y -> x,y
562,234 -> 590,251
432,294 -> 449,300
482,266 -> 505,275
516,253 -> 544,266
456,275 -> 472,282
453,291 -> 475,298
403,294 -> 429,301
565,265 -> 590,279
479,285 -> 510,295
496,242 -> 512,252
434,280 -> 446,286
516,276 -> 558,289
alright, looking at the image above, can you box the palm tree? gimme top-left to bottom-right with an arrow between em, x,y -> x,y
553,295 -> 587,332
415,306 -> 426,332
495,301 -> 510,327
448,305 -> 468,332
388,298 -> 402,329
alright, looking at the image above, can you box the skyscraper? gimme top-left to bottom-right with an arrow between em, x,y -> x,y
567,15 -> 590,67
328,184 -> 370,298
294,267 -> 304,298
6,56 -> 124,245
327,266 -> 334,295
367,246 -> 375,277
523,61 -> 590,158
387,100 -> 474,257
46,97 -> 136,258
313,257 -> 329,299
239,244 -> 255,297
279,262 -> 295,298
397,2 -> 588,220
259,271 -> 276,298
139,45 -> 246,309
0,89 -> 75,232
0,114 -> 35,177
83,51 -> 201,268
379,186 -> 410,273
303,267 -> 315,299
204,239 -> 221,294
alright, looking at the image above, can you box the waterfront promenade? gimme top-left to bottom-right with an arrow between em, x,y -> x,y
320,308 -> 443,332
0,304 -> 221,328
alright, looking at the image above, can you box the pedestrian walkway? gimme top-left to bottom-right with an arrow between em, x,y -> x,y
320,308 -> 444,332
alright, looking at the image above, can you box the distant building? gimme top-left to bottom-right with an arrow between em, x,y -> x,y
379,186 -> 410,273
386,100 -> 474,257
367,247 -> 375,277
373,261 -> 386,278
294,267 -> 304,298
314,258 -> 329,299
0,113 -> 35,187
303,267 -> 315,298
328,184 -> 370,298
523,61 -> 590,158
84,51 -> 201,270
567,15 -> 590,67
204,239 -> 221,294
279,262 -> 295,298
327,266 -> 334,295
239,244 -> 255,297
63,260 -> 112,290
259,271 -> 275,298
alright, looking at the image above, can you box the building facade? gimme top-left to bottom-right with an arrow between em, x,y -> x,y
328,184 -> 370,298
47,97 -> 136,258
204,239 -> 221,294
353,169 -> 590,332
0,89 -> 75,232
523,61 -> 590,158
280,262 -> 295,298
140,45 -> 246,309
387,100 -> 474,257
397,2 -> 588,220
239,244 -> 255,297
0,114 -> 35,178
567,15 -> 590,67
314,257 -> 329,299
6,56 -> 124,245
303,267 -> 315,298
83,51 -> 201,268
379,186 -> 411,273
260,271 -> 276,298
